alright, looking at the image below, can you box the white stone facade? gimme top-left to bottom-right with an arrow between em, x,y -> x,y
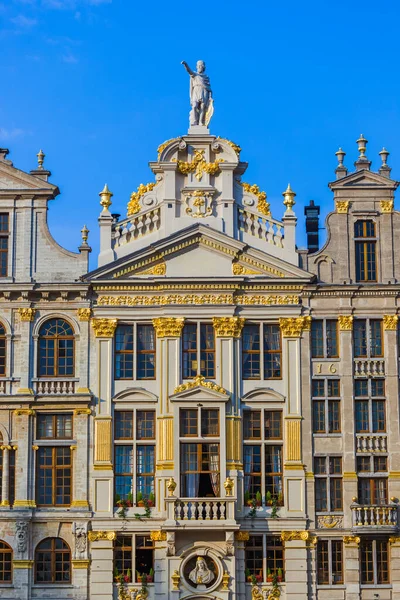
0,129 -> 399,600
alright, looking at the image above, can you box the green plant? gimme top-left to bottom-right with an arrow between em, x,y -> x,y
266,491 -> 272,505
270,495 -> 279,519
244,490 -> 250,505
136,491 -> 143,503
256,491 -> 262,505
149,491 -> 155,505
134,496 -> 152,520
127,492 -> 133,504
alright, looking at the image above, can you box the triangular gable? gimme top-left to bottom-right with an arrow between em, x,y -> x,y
0,161 -> 58,194
85,223 -> 312,281
329,169 -> 399,191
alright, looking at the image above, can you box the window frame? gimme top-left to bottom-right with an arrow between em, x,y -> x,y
245,534 -> 284,583
354,378 -> 386,434
360,539 -> 389,585
182,322 -> 216,380
37,319 -> 75,378
114,534 -> 155,583
312,378 -> 341,434
311,319 -> 339,359
242,323 -> 282,380
34,538 -> 71,584
354,219 -> 377,283
317,539 -> 344,586
0,322 -> 6,377
353,319 -> 383,359
0,540 -> 12,583
0,213 -> 9,278
114,323 -> 156,381
314,455 -> 343,513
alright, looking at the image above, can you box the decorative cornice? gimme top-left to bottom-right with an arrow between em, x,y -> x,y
212,317 -> 245,338
18,308 -> 35,322
77,308 -> 91,321
91,318 -> 118,338
336,200 -> 350,214
383,314 -> 398,330
338,315 -> 353,330
74,408 -> 92,416
136,262 -> 166,276
14,409 -> 35,416
279,317 -> 311,337
174,374 -> 227,396
380,199 -> 394,213
88,531 -> 116,542
236,294 -> 300,305
343,535 -> 360,546
280,531 -> 310,542
127,182 -> 156,216
235,531 -> 250,541
152,317 -> 185,338
150,531 -> 167,542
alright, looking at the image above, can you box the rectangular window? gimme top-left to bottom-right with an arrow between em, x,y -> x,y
242,324 -> 260,379
136,446 -> 155,500
354,320 -> 367,358
265,446 -> 283,499
311,320 -> 338,358
245,535 -> 284,582
37,414 -> 72,439
115,446 -> 133,501
182,323 -> 215,379
242,323 -> 282,380
137,325 -> 155,379
245,535 -> 263,581
317,540 -> 343,585
180,443 -> 220,497
361,540 -> 389,584
115,411 -> 133,440
314,456 -> 342,512
263,325 -> 282,378
114,535 -> 154,583
355,379 -> 386,433
312,379 -> 341,434
354,319 -> 383,358
244,411 -> 261,440
115,325 -> 134,379
370,320 -> 383,357
0,214 -> 9,277
37,447 -> 72,506
358,478 -> 388,505
0,448 -> 16,508
356,242 -> 377,282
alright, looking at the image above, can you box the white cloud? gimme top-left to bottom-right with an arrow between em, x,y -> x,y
10,14 -> 38,27
0,128 -> 30,140
62,52 -> 79,63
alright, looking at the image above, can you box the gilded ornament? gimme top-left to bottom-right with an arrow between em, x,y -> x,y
280,531 -> 310,542
221,571 -> 230,591
99,184 -> 112,211
236,294 -> 299,305
88,531 -> 116,542
282,183 -> 296,210
213,317 -> 245,338
74,408 -> 92,416
235,531 -> 250,541
389,536 -> 400,545
70,500 -> 90,509
241,182 -> 270,216
157,137 -> 180,158
14,409 -> 35,416
13,500 -> 36,508
127,182 -> 157,216
77,308 -> 91,321
217,137 -> 242,155
383,314 -> 398,330
150,531 -> 167,542
317,515 -> 343,529
18,308 -> 35,322
338,315 -> 353,330
175,148 -> 223,181
98,294 -> 234,306
251,585 -> 264,600
336,200 -> 349,214
171,569 -> 181,591
343,535 -> 360,546
152,317 -> 185,338
224,476 -> 234,496
166,477 -> 177,497
72,559 -> 91,569
268,589 -> 281,600
174,374 -> 227,395
380,199 -> 394,213
91,318 -> 118,338
184,189 -> 214,218
136,262 -> 166,276
232,263 -> 261,275
279,317 -> 311,337
13,560 -> 34,569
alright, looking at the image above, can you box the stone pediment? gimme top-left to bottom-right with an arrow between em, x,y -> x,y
0,161 -> 58,195
86,223 -> 311,281
329,169 -> 399,190
169,376 -> 229,402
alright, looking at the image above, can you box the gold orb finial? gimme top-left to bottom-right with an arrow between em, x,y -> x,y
81,224 -> 89,244
283,183 -> 296,210
99,184 -> 113,211
37,149 -> 45,169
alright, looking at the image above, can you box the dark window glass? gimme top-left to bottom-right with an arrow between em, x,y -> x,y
201,409 -> 219,436
312,380 -> 325,397
311,321 -> 323,358
35,538 -> 70,584
371,379 -> 385,396
137,325 -> 155,379
114,536 -> 132,580
355,401 -> 369,433
244,411 -> 261,440
355,220 -> 377,282
180,443 -> 220,497
354,320 -> 367,358
374,456 -> 387,472
317,540 -> 329,584
370,320 -> 383,357
244,446 -> 262,501
265,446 -> 282,499
357,457 -> 371,472
0,322 -> 6,376
266,536 -> 284,579
355,379 -> 368,396
37,447 -> 71,506
361,540 -> 389,584
182,324 -> 197,379
245,536 -> 263,580
327,379 -> 340,397
136,446 -> 155,500
242,325 -> 260,379
265,412 -> 282,439
115,412 -> 133,440
0,540 -> 12,583
372,400 -> 386,432
137,411 -> 155,440
115,325 -> 134,379
264,324 -> 281,378
114,446 -> 133,502
328,401 -> 341,433
37,414 -> 72,439
0,214 -> 9,277
313,401 -> 325,433
315,478 -> 327,511
326,320 -> 338,358
180,409 -> 198,437
135,536 -> 154,579
38,319 -> 74,377
358,478 -> 388,505
8,450 -> 15,506
332,541 -> 344,584
200,324 -> 215,378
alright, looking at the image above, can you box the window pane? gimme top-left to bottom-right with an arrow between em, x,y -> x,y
361,541 -> 374,584
266,536 -> 284,578
354,320 -> 367,357
355,401 -> 369,433
370,320 -> 383,357
115,412 -> 133,440
327,379 -> 340,397
244,411 -> 261,440
371,379 -> 385,396
315,478 -> 327,511
200,324 -> 215,378
136,446 -> 155,500
332,541 -> 343,584
245,536 -> 263,581
355,379 -> 368,396
265,446 -> 282,500
137,411 -> 155,439
377,540 -> 389,584
265,411 -> 282,439
182,324 -> 197,379
115,325 -> 134,379
317,540 -> 329,584
201,409 -> 219,436
311,321 -> 324,358
328,400 -> 341,433
312,379 -> 325,397
264,324 -> 281,379
313,401 -> 325,433
372,400 -> 386,433
244,446 -> 262,502
326,320 -> 338,357
137,325 -> 155,379
242,325 -> 260,379
180,409 -> 198,436
114,446 -> 133,501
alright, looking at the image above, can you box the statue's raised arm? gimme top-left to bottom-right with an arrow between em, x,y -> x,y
181,60 -> 213,128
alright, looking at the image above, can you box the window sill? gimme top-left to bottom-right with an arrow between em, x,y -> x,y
360,585 -> 392,589
313,433 -> 342,437
316,585 -> 346,589
32,584 -> 75,588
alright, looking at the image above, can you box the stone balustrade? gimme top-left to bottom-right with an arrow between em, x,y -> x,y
112,207 -> 161,248
351,504 -> 397,528
238,208 -> 284,248
356,433 -> 387,453
353,359 -> 385,377
34,378 -> 77,395
166,497 -> 235,523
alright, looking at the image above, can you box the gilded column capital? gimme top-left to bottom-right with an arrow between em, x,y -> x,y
17,308 -> 36,322
335,200 -> 350,213
338,315 -> 353,330
72,559 -> 91,569
280,530 -> 310,542
13,560 -> 34,569
74,408 -> 92,416
279,316 -> 311,337
77,308 -> 92,321
152,317 -> 184,338
14,409 -> 35,416
389,536 -> 400,545
343,535 -> 360,546
235,531 -> 250,541
212,316 -> 245,337
383,314 -> 398,330
380,199 -> 394,213
92,318 -> 117,338
150,531 -> 167,542
88,531 -> 116,542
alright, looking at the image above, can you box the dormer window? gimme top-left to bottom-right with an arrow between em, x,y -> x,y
354,220 -> 377,282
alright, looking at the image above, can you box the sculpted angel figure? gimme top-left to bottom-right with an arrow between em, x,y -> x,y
189,556 -> 215,585
181,60 -> 213,127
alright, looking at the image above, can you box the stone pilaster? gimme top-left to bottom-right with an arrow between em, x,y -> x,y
88,532 -> 115,600
390,537 -> 400,599
0,445 -> 10,507
76,308 -> 91,392
71,409 -> 91,510
16,308 -> 35,393
13,409 -> 35,508
343,536 -> 360,600
281,531 -> 309,600
383,316 -> 400,503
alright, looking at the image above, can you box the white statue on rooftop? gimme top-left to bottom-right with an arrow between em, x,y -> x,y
181,60 -> 213,127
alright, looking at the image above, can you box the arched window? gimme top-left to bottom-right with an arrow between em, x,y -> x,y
354,220 -> 377,282
35,538 -> 71,584
0,323 -> 6,377
0,541 -> 12,583
38,319 -> 74,377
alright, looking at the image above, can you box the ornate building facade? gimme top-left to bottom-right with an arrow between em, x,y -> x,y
0,120 -> 399,600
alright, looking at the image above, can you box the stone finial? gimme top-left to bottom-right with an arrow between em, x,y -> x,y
379,147 -> 392,178
99,184 -> 113,212
335,147 -> 348,179
37,149 -> 45,169
335,147 -> 346,167
355,134 -> 371,171
283,183 -> 296,212
81,225 -> 89,244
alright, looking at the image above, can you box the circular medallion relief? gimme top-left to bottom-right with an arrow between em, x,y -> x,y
183,554 -> 220,592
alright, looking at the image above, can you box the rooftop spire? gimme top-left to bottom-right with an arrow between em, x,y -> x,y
355,134 -> 371,171
379,147 -> 392,178
99,184 -> 113,212
335,147 -> 348,179
37,149 -> 45,170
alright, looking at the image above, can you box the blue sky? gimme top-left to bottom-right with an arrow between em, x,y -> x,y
1,0 -> 400,268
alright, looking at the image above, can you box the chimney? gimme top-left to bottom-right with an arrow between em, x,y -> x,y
304,200 -> 320,254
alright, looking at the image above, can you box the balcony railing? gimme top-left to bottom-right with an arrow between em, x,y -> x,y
166,497 -> 236,524
112,207 -> 161,248
356,434 -> 388,453
238,207 -> 284,248
351,504 -> 398,528
33,378 -> 77,395
353,359 -> 385,377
